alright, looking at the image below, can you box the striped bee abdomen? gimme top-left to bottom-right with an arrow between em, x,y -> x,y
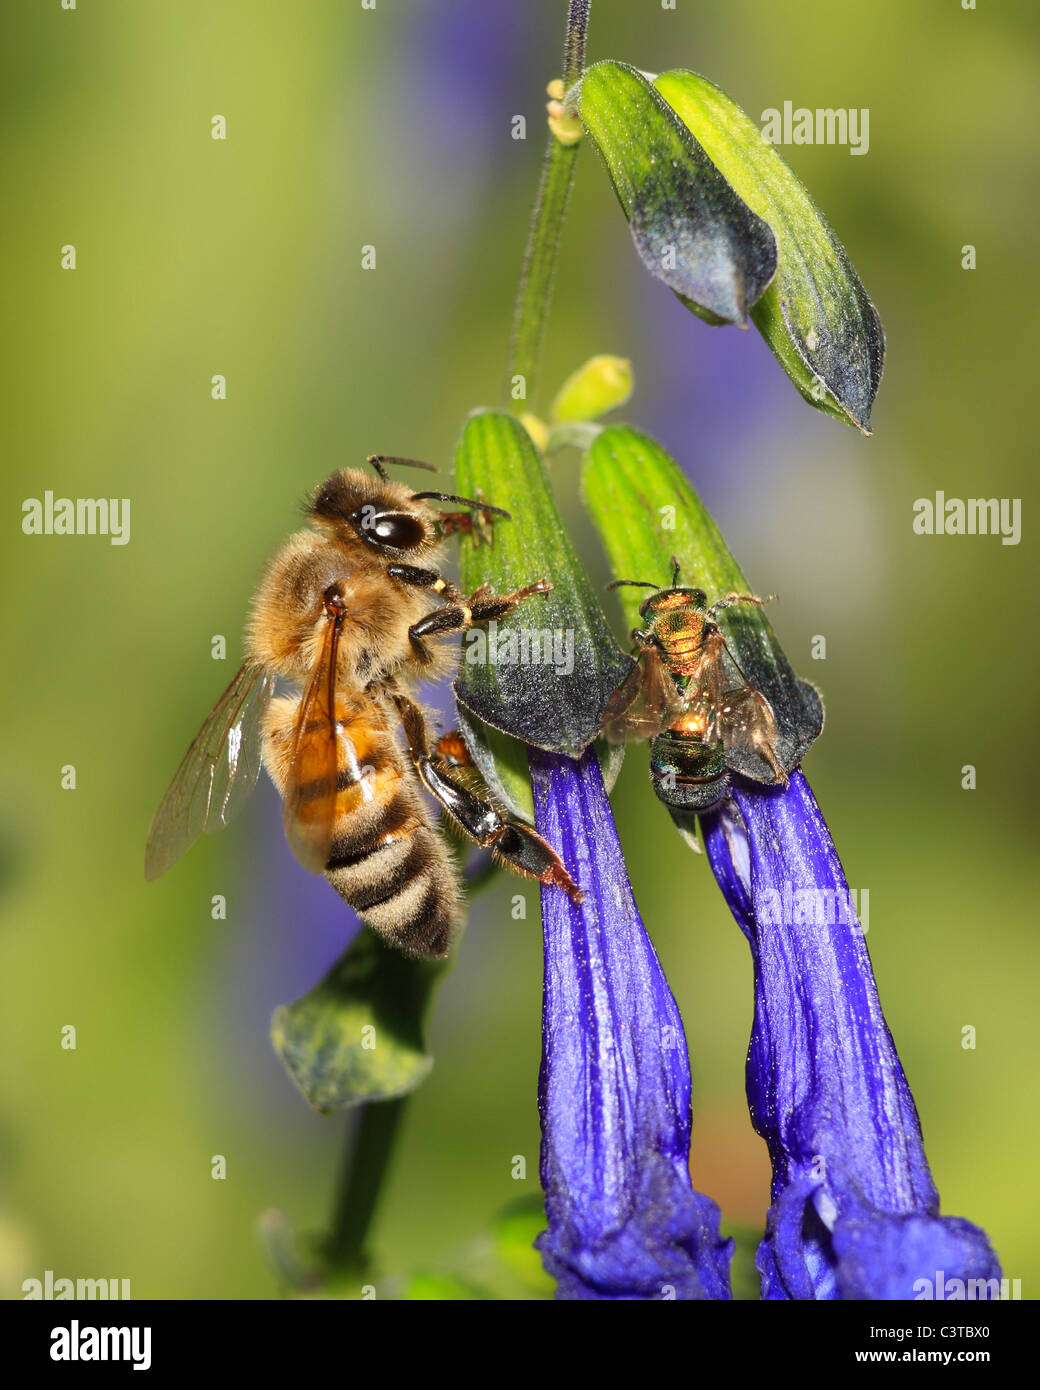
262,692 -> 462,958
325,798 -> 461,959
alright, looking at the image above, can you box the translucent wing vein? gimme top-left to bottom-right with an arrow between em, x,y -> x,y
144,663 -> 275,880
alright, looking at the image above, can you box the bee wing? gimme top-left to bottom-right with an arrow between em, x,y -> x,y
145,662 -> 276,880
602,645 -> 686,742
281,615 -> 346,875
712,639 -> 786,781
716,684 -> 775,744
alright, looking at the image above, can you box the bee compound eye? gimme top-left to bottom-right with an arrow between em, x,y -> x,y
354,508 -> 426,551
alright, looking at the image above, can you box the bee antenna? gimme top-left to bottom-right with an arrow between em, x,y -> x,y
606,578 -> 659,591
411,491 -> 511,519
670,556 -> 681,588
367,455 -> 439,481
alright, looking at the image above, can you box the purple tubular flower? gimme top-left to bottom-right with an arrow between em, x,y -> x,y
528,745 -> 733,1300
701,771 -> 1002,1301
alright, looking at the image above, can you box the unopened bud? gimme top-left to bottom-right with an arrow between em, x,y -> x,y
520,412 -> 550,453
551,355 -> 633,423
546,78 -> 582,146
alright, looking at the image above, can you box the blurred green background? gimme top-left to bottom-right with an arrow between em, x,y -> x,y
2,0 -> 1036,1299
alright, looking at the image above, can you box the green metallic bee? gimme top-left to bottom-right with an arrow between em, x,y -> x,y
602,560 -> 787,813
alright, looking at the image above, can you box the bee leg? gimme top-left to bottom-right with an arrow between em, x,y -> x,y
390,694 -> 583,903
407,579 -> 552,642
386,564 -> 466,665
629,627 -> 670,661
707,590 -> 777,619
412,488 -> 510,549
437,510 -> 499,547
434,730 -> 472,767
386,563 -> 464,604
422,757 -> 584,903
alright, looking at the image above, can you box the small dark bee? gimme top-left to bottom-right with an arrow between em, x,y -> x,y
602,558 -> 787,813
145,455 -> 581,959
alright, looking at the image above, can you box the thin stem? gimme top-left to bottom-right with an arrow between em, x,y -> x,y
504,137 -> 578,399
504,0 -> 591,403
324,1098 -> 407,1275
319,1 -> 593,1292
562,0 -> 590,87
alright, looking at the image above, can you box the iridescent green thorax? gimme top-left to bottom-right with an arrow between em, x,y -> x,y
641,589 -> 716,682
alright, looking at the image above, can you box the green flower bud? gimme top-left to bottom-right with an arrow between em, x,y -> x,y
551,354 -> 634,423
653,70 -> 884,434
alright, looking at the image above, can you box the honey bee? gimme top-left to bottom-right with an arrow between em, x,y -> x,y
145,456 -> 581,958
602,558 -> 788,813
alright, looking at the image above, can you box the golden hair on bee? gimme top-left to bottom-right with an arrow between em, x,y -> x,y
309,468 -> 445,558
144,457 -> 580,958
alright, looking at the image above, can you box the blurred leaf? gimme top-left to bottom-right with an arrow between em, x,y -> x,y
581,425 -> 823,782
257,1210 -> 379,1300
454,409 -> 634,758
271,931 -> 447,1113
493,1195 -> 554,1294
654,70 -> 884,433
575,60 -> 777,326
726,1224 -> 765,1301
256,1209 -> 326,1297
399,1271 -> 492,1300
550,354 -> 633,422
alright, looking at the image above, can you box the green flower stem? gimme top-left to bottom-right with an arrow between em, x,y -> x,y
504,0 -> 591,401
505,136 -> 577,401
318,2 -> 593,1293
324,1098 -> 408,1277
563,0 -> 590,87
